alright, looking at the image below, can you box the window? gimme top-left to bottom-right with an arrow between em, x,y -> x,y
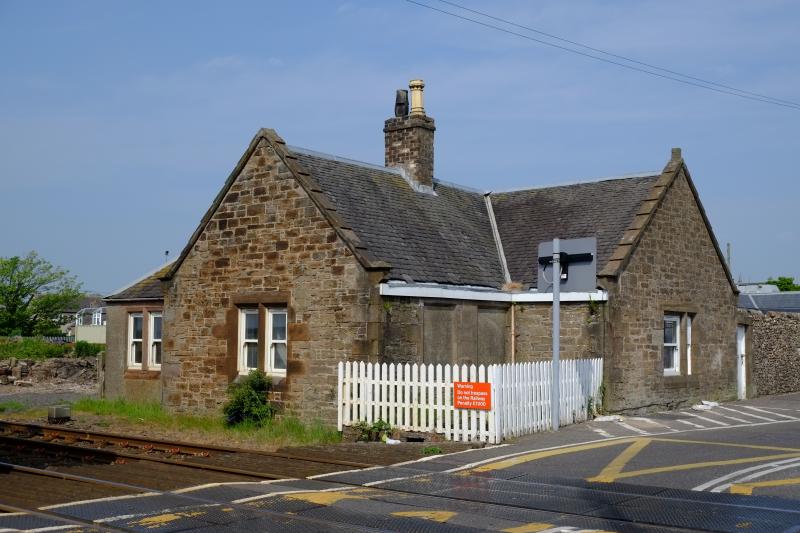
239,309 -> 259,371
663,315 -> 680,375
663,313 -> 694,376
268,308 -> 287,374
150,313 -> 162,368
76,312 -> 83,326
92,308 -> 105,326
128,313 -> 144,368
238,307 -> 287,375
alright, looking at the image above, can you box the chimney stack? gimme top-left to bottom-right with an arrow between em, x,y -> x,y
384,79 -> 435,189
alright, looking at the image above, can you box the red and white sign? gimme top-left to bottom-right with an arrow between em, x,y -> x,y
453,381 -> 492,410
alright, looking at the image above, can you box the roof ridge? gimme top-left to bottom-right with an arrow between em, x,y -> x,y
288,145 -> 402,176
492,171 -> 660,194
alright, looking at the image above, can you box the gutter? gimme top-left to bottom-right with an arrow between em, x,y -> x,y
379,283 -> 607,303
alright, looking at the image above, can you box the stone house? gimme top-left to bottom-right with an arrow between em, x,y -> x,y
104,80 -> 741,425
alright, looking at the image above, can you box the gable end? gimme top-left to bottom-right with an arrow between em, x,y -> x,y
598,155 -> 737,294
163,129 -> 390,281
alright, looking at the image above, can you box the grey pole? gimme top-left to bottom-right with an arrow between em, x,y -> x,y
551,238 -> 561,431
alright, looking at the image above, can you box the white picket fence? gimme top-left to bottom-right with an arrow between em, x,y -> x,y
337,358 -> 603,444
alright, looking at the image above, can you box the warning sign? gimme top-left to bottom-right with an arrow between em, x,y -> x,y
453,382 -> 492,410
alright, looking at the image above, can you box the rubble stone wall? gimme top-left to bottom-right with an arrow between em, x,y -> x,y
745,310 -> 800,396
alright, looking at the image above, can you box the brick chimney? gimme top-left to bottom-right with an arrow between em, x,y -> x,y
384,79 -> 435,189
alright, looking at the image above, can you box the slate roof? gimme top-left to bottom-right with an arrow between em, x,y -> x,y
111,129 -> 735,297
105,262 -> 173,302
491,175 -> 659,288
738,292 -> 800,313
293,149 -> 505,288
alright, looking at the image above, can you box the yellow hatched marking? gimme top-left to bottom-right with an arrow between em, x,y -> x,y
472,438 -> 636,472
391,510 -> 456,523
284,491 -> 364,505
501,523 -> 554,532
730,476 -> 800,495
609,452 -> 800,481
588,438 -> 652,483
131,511 -> 206,528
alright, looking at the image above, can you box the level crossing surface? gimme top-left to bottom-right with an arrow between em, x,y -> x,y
2,393 -> 799,532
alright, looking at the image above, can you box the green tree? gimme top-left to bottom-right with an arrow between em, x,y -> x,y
765,276 -> 800,292
0,252 -> 82,336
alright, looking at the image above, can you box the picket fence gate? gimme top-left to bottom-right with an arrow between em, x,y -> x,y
337,358 -> 603,444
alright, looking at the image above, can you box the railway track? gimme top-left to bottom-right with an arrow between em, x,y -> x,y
0,420 -> 376,508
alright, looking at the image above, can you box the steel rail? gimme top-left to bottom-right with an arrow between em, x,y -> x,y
0,420 -> 373,468
0,434 -> 286,480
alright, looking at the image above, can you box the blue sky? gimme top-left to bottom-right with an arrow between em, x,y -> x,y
1,0 -> 798,293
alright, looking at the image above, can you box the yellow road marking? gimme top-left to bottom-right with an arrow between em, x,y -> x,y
650,437 -> 800,453
284,491 -> 365,505
608,452 -> 800,481
391,510 -> 456,523
131,511 -> 206,528
501,523 -> 554,532
588,438 -> 652,483
471,438 -> 636,472
730,476 -> 800,495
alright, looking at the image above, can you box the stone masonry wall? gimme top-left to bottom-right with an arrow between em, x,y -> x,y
605,171 -> 737,412
162,138 -> 374,425
514,302 -> 605,361
746,310 -> 800,396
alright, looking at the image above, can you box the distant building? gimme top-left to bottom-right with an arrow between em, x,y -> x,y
738,283 -> 780,295
739,291 -> 800,313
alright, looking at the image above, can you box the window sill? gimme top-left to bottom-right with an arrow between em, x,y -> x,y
663,370 -> 681,377
124,369 -> 161,380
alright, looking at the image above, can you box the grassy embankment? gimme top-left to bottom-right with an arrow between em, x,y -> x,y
61,398 -> 340,448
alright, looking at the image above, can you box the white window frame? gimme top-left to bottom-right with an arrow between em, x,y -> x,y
238,308 -> 260,374
128,313 -> 144,369
92,308 -> 103,326
663,314 -> 681,376
686,314 -> 692,376
267,308 -> 287,376
76,312 -> 83,326
149,312 -> 162,369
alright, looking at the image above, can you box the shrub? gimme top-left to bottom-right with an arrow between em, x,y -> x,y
423,446 -> 443,456
0,337 -> 71,360
352,419 -> 393,442
223,370 -> 277,427
74,341 -> 104,357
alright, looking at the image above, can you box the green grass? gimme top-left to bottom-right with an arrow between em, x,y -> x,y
70,398 -> 340,447
0,338 -> 72,360
0,401 -> 24,413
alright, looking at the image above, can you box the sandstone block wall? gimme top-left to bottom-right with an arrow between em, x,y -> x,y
514,302 -> 604,361
162,138 -> 375,424
605,171 -> 737,412
745,310 -> 800,396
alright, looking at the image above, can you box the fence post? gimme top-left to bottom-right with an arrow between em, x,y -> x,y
337,362 -> 344,431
